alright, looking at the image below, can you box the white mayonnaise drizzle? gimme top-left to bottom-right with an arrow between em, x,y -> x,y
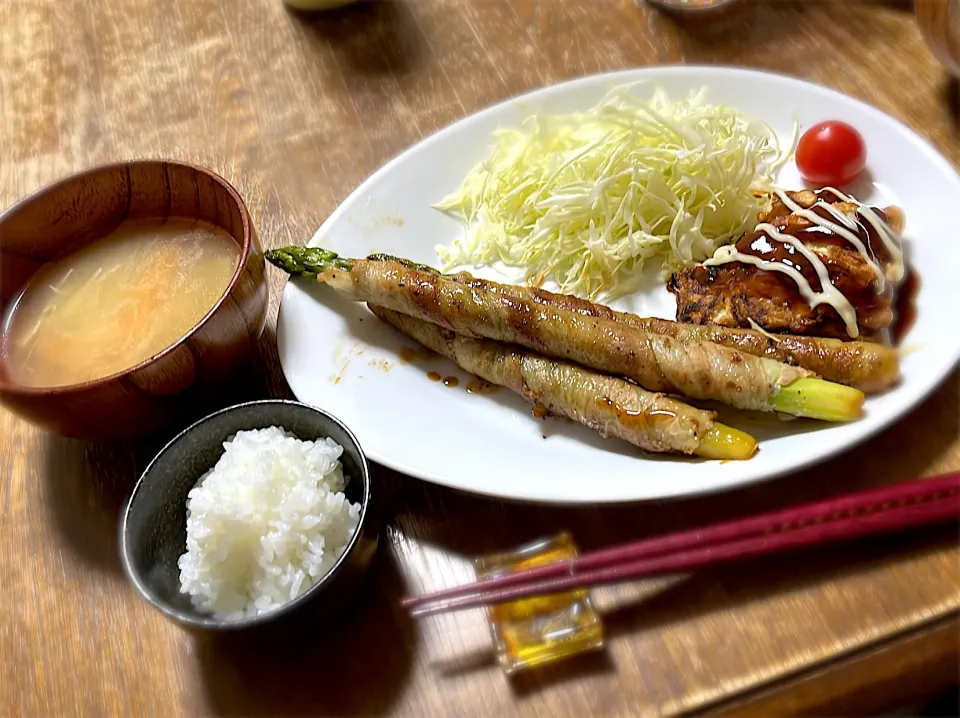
822,186 -> 905,282
773,189 -> 886,291
706,223 -> 861,338
702,188 -> 905,339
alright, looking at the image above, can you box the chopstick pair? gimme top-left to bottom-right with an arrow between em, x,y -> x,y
403,472 -> 960,618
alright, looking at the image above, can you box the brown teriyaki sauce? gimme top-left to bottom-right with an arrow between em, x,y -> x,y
466,379 -> 499,395
892,268 -> 920,346
735,189 -> 894,295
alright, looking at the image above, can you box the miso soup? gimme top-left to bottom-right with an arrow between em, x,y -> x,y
2,219 -> 240,387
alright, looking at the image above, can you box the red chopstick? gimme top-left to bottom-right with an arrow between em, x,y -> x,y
404,472 -> 960,618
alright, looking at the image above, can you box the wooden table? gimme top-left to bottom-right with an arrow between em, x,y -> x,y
2,1 -> 958,715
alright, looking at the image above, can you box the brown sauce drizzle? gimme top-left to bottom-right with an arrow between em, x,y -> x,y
892,268 -> 920,346
598,397 -> 677,431
399,346 -> 439,364
466,378 -> 500,395
704,187 -> 906,339
442,376 -> 459,387
427,371 -> 441,382
735,190 -> 892,293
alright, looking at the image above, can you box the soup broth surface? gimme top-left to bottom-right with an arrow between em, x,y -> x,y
2,219 -> 240,388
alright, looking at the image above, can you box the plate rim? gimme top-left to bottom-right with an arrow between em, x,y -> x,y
277,64 -> 960,504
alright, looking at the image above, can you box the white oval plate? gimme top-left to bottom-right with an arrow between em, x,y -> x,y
277,66 -> 960,504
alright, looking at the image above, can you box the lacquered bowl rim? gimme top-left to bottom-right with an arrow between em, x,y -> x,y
645,0 -> 740,12
119,399 -> 375,631
0,159 -> 255,396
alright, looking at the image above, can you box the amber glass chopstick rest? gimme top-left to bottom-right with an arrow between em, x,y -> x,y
473,532 -> 604,674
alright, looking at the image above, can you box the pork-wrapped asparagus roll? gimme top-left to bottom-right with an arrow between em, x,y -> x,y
443,272 -> 899,393
267,247 -> 864,421
280,248 -> 897,391
370,306 -> 757,460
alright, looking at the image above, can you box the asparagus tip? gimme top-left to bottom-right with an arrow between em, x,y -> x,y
695,423 -> 758,461
265,246 -> 352,279
772,377 -> 865,422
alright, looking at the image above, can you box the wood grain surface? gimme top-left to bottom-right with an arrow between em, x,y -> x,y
1,1 -> 958,716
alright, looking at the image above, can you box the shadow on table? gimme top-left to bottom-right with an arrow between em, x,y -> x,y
397,367 -> 958,553
290,0 -> 425,78
40,435 -> 143,577
386,369 -> 958,677
195,549 -> 415,717
601,521 -> 959,638
947,77 -> 959,127
425,629 -> 615,696
39,344 -> 285,578
509,651 -> 616,697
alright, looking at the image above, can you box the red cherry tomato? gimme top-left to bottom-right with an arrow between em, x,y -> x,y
795,121 -> 867,187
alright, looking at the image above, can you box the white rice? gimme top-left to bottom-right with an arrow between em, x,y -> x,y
177,426 -> 361,621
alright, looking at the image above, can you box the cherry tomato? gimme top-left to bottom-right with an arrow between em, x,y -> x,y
795,121 -> 867,187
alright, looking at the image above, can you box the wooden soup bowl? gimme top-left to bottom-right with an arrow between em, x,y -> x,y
0,161 -> 269,439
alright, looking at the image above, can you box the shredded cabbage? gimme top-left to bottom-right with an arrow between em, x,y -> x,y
434,84 -> 794,299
